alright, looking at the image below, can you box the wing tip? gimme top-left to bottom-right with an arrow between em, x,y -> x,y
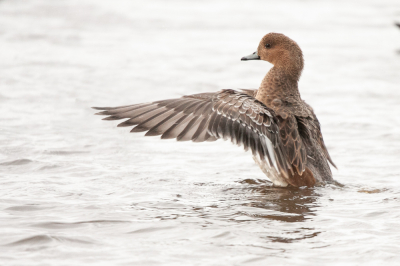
117,121 -> 131,127
102,116 -> 122,120
92,107 -> 112,110
93,107 -> 113,116
330,160 -> 338,170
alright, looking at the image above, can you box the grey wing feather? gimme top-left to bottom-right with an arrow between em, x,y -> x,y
93,89 -> 289,177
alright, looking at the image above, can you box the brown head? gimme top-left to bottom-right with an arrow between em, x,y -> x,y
241,33 -> 304,80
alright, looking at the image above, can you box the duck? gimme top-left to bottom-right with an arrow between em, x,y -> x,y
94,33 -> 336,187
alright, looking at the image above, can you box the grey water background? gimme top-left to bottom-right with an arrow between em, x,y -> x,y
1,0 -> 400,265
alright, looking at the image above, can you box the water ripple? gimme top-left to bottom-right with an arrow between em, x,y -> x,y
0,159 -> 32,166
5,235 -> 95,247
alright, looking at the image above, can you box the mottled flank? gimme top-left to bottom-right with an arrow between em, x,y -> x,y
95,33 -> 336,187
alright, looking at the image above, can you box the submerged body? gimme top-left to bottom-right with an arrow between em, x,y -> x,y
94,33 -> 336,187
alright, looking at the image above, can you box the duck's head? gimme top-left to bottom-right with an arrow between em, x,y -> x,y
241,33 -> 304,79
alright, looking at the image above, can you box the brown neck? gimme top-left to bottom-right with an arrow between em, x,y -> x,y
256,66 -> 302,104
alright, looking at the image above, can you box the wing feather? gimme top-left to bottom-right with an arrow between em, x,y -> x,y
93,89 -> 291,178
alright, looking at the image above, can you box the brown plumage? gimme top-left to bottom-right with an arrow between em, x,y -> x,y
94,32 -> 336,187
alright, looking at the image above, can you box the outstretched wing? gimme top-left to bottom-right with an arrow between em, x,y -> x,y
93,89 -> 290,178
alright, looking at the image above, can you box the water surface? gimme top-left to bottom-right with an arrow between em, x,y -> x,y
1,0 -> 400,265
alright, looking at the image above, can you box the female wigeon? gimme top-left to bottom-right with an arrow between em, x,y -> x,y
94,33 -> 336,187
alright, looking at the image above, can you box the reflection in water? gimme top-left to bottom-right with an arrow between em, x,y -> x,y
235,179 -> 322,243
240,179 -> 320,223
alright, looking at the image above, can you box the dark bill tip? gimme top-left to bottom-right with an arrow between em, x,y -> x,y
241,51 -> 260,61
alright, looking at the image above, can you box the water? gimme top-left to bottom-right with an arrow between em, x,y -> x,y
1,0 -> 400,265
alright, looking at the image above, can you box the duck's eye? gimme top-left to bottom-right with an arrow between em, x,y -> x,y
265,44 -> 271,48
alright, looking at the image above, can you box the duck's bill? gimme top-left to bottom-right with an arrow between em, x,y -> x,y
241,52 -> 260,61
